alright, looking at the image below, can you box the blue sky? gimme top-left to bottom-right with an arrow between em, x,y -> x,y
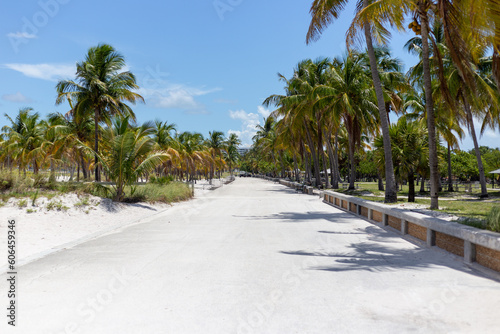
0,0 -> 497,149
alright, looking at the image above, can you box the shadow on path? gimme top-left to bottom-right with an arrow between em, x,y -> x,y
234,211 -> 355,223
280,239 -> 498,281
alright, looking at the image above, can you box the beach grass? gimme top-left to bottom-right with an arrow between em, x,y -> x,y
0,170 -> 193,205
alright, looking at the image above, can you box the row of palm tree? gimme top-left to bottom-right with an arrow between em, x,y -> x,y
251,41 -> 498,204
303,0 -> 500,209
0,44 -> 241,201
245,0 -> 500,209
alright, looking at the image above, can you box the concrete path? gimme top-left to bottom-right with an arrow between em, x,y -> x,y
1,178 -> 500,334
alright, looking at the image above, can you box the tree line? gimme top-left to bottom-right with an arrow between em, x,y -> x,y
0,44 -> 241,201
242,0 -> 500,209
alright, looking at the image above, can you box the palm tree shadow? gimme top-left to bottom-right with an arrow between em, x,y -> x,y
233,211 -> 355,223
280,241 -> 496,280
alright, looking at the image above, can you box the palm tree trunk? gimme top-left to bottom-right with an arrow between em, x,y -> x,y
320,142 -> 330,189
447,143 -> 454,192
348,132 -> 356,190
333,130 -> 340,188
94,109 -> 100,182
419,6 -> 440,209
378,171 -> 385,191
325,131 -> 337,189
303,143 -> 311,184
293,153 -> 299,182
463,98 -> 488,197
49,160 -> 56,183
363,0 -> 397,203
408,170 -> 415,202
304,119 -> 321,187
279,150 -> 286,178
80,152 -> 88,180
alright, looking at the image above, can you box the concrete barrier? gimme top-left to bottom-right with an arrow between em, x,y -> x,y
321,190 -> 500,273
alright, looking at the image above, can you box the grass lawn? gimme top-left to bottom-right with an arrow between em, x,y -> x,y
336,182 -> 500,230
0,171 -> 193,205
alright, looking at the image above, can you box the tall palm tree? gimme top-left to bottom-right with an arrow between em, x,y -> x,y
2,108 -> 45,175
225,133 -> 241,177
314,53 -> 378,189
375,116 -> 428,202
56,44 -> 144,182
307,0 -> 399,202
207,131 -> 226,180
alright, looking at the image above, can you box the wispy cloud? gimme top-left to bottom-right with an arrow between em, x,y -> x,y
139,85 -> 221,114
2,92 -> 33,103
7,32 -> 37,39
227,106 -> 271,147
3,63 -> 75,81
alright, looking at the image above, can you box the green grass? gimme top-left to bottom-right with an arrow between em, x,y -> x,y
122,182 -> 193,203
46,200 -> 69,212
0,170 -> 193,206
335,182 -> 500,231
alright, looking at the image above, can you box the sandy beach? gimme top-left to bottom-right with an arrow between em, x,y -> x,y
0,180 -> 214,271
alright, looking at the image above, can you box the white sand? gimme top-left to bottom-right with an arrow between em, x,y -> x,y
0,180 -> 213,270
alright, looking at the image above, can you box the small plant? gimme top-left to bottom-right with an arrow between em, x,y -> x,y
18,199 -> 27,208
32,190 -> 39,206
487,206 -> 500,232
148,175 -> 174,185
75,196 -> 90,207
26,208 -> 36,213
46,200 -> 69,212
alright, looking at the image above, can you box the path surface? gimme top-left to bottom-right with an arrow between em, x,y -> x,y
1,178 -> 500,333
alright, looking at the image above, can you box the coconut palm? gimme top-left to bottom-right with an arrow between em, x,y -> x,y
307,0 -> 399,202
375,116 -> 428,202
177,132 -> 207,181
313,53 -> 378,189
2,108 -> 45,175
56,44 -> 144,182
207,131 -> 226,180
87,116 -> 170,201
225,133 -> 241,177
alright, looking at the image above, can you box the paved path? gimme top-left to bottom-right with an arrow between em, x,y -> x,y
1,178 -> 500,333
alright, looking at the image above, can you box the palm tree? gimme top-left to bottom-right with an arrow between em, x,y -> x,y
207,131 -> 226,180
307,0 -> 399,202
314,53 -> 378,189
264,59 -> 330,187
375,116 -> 428,202
56,44 -> 144,182
89,116 -> 170,201
2,108 -> 45,175
177,132 -> 207,181
225,133 -> 241,177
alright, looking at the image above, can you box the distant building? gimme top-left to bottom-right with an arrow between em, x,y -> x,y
237,147 -> 250,156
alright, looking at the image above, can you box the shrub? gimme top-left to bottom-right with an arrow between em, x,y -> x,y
125,182 -> 192,203
487,206 -> 500,232
148,175 -> 174,185
46,200 -> 69,212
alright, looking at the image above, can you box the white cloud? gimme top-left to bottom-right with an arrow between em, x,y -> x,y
227,108 -> 267,147
257,105 -> 271,119
2,92 -> 33,103
139,84 -> 220,114
7,32 -> 37,39
3,63 -> 75,81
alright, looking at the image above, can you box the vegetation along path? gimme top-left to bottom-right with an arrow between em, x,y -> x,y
1,178 -> 499,333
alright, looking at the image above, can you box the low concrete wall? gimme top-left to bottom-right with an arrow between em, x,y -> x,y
321,190 -> 500,273
277,179 -> 315,195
